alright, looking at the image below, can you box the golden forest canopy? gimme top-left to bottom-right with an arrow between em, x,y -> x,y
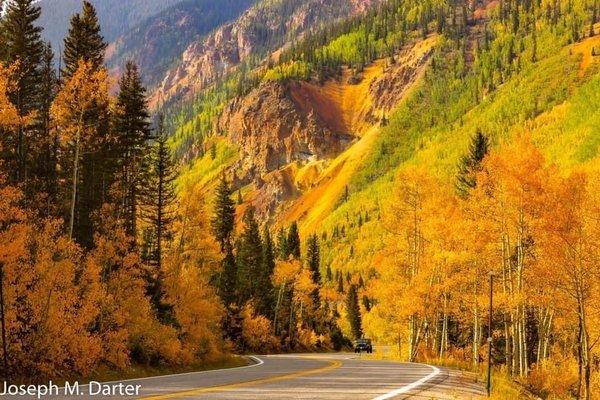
0,0 -> 228,379
360,136 -> 600,398
1,0 -> 600,398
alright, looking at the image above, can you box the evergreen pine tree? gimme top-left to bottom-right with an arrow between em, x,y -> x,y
306,234 -> 321,285
143,115 -> 176,266
276,227 -> 288,260
38,42 -> 58,210
326,264 -> 333,282
237,189 -> 243,205
362,295 -> 372,312
211,173 -> 235,251
306,233 -> 321,304
114,61 -> 152,242
257,227 -> 276,317
2,0 -> 44,183
286,222 -> 301,259
142,114 -> 177,320
236,207 -> 263,306
346,284 -> 363,340
337,273 -> 345,293
219,241 -> 238,307
62,1 -> 107,79
456,129 -> 490,197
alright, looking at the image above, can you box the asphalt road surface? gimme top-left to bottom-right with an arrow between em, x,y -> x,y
30,353 -> 486,399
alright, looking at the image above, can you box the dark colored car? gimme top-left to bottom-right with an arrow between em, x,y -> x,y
354,338 -> 373,353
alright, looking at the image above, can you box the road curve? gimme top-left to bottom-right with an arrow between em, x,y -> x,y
40,353 -> 485,399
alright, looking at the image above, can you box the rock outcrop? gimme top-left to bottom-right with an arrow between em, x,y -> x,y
218,81 -> 353,178
150,0 -> 382,107
370,38 -> 436,113
215,39 -> 436,222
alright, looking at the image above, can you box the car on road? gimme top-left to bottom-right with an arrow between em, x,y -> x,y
353,338 -> 373,353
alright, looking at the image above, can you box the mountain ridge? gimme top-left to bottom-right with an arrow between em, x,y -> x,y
105,0 -> 256,87
150,0 -> 382,108
38,0 -> 183,51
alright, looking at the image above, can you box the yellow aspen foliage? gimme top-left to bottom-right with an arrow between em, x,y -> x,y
370,166 -> 445,361
469,135 -> 551,376
50,61 -> 110,238
0,63 -> 34,129
163,188 -> 224,363
241,304 -> 278,352
537,170 -> 600,398
51,61 -> 110,140
0,63 -> 20,128
85,205 -> 167,369
293,267 -> 318,309
273,258 -> 303,286
0,180 -> 102,378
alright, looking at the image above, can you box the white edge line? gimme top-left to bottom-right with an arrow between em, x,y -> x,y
372,363 -> 441,400
58,356 -> 264,388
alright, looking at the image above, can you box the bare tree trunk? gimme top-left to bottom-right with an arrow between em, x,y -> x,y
398,329 -> 402,360
440,294 -> 448,359
578,294 -> 591,400
536,307 -> 552,365
69,123 -> 82,239
502,234 -> 514,374
522,308 -> 528,376
409,316 -> 422,362
542,312 -> 552,360
536,308 -> 544,364
433,312 -> 439,356
273,282 -> 286,335
578,314 -> 583,399
473,306 -> 479,365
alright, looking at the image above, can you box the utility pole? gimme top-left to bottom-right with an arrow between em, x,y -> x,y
486,274 -> 494,397
0,261 -> 8,378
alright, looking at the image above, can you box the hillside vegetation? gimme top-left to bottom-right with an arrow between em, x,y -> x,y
2,0 -> 600,396
106,0 -> 256,87
171,0 -> 600,397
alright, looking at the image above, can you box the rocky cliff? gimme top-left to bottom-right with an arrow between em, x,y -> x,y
150,0 -> 381,107
214,38 -> 435,221
218,81 -> 353,179
106,0 -> 254,87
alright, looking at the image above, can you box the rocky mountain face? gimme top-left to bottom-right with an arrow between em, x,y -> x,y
106,0 -> 255,87
216,39 -> 434,220
151,0 -> 381,107
218,81 -> 353,178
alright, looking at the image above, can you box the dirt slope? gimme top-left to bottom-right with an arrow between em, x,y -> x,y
278,37 -> 437,232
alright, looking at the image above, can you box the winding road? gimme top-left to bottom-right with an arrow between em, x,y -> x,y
37,353 -> 486,399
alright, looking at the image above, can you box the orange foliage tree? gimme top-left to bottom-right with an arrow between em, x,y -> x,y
163,187 -> 224,363
50,60 -> 110,239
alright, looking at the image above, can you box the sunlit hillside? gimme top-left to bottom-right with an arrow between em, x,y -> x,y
2,0 -> 600,397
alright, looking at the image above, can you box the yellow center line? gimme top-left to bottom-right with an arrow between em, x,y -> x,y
140,358 -> 342,399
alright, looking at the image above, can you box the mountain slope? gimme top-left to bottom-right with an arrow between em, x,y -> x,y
319,31 -> 600,278
38,0 -> 182,50
280,37 -> 436,232
151,0 -> 382,108
171,0 -> 600,268
106,0 -> 256,87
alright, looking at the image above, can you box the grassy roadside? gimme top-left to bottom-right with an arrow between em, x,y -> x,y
51,355 -> 251,386
363,349 -> 534,399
